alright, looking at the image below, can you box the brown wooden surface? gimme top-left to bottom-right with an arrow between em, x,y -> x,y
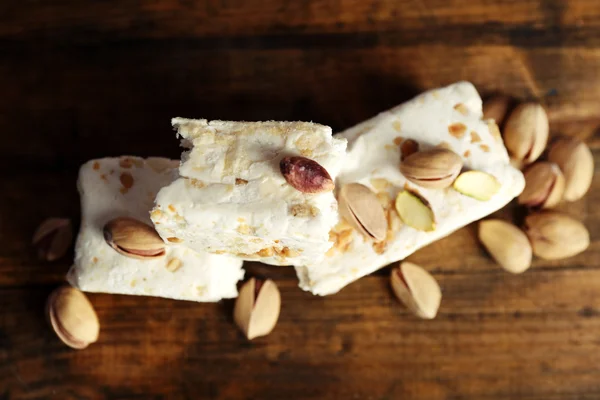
1,1 -> 600,399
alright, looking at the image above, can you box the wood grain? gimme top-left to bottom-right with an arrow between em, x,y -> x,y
1,0 -> 599,399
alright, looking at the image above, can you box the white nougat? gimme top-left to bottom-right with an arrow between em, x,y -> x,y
67,157 -> 244,302
295,82 -> 525,296
151,119 -> 347,266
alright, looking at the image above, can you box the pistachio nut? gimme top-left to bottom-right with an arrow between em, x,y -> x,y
390,262 -> 441,319
46,285 -> 100,349
32,218 -> 73,261
166,258 -> 182,272
478,220 -> 532,274
400,148 -> 463,189
503,102 -> 549,164
482,95 -> 512,125
394,190 -> 435,232
524,212 -> 590,260
103,217 -> 166,259
280,156 -> 334,194
548,137 -> 594,201
339,183 -> 387,241
400,139 -> 419,161
518,162 -> 565,209
453,170 -> 501,201
234,278 -> 281,340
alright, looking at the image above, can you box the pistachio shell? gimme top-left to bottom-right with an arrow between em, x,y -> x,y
483,95 -> 512,125
390,262 -> 441,319
518,162 -> 565,209
478,220 -> 532,274
400,148 -> 463,189
46,286 -> 100,349
400,139 -> 419,160
234,278 -> 281,340
32,218 -> 73,261
103,217 -> 166,259
525,212 -> 590,260
548,137 -> 594,201
503,102 -> 549,164
339,183 -> 387,241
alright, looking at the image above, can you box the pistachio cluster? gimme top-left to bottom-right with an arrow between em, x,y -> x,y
477,96 -> 592,274
339,145 -> 503,247
389,97 -> 593,319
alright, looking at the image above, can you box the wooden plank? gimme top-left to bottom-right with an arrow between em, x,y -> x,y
2,268 -> 600,399
1,44 -> 600,169
2,0 -> 600,44
1,149 -> 598,288
1,1 -> 600,398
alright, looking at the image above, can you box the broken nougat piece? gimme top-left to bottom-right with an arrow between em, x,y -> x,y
296,82 -> 525,295
151,119 -> 347,266
67,157 -> 244,302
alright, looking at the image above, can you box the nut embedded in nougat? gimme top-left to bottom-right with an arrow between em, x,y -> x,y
338,183 -> 387,241
280,156 -> 334,194
394,189 -> 435,232
400,148 -> 463,189
453,171 -> 501,201
103,217 -> 166,260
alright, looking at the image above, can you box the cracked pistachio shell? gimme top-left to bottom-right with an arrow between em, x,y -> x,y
548,137 -> 594,202
339,183 -> 387,241
234,278 -> 281,340
503,102 -> 549,164
390,262 -> 441,319
518,162 -> 565,209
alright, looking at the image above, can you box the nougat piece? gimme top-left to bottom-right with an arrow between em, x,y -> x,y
67,157 -> 244,302
296,82 -> 525,295
152,119 -> 347,266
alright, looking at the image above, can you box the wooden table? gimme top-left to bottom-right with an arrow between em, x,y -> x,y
1,1 -> 599,398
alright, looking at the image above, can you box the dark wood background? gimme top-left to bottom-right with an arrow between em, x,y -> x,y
1,1 -> 599,399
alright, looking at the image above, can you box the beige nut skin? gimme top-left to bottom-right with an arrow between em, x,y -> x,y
524,212 -> 590,260
518,162 -> 565,209
503,102 -> 549,165
103,217 -> 166,259
390,262 -> 441,319
46,286 -> 100,350
400,148 -> 463,189
478,220 -> 532,274
339,183 -> 387,241
548,137 -> 594,202
483,95 -> 512,126
234,278 -> 281,340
